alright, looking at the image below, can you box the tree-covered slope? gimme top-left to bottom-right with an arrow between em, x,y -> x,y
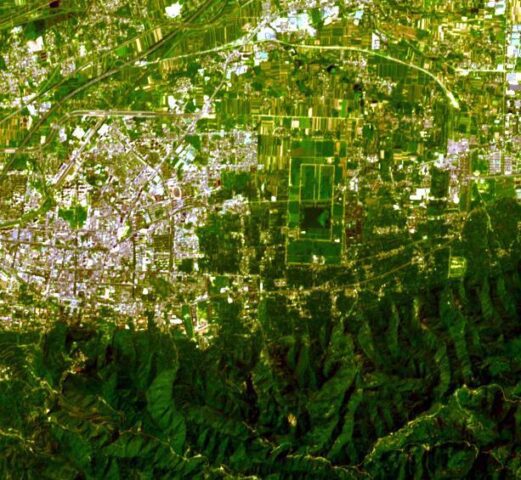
1,251 -> 521,478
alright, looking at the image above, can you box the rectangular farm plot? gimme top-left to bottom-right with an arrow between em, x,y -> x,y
318,165 -> 334,201
300,205 -> 332,240
298,164 -> 334,202
300,164 -> 317,201
287,157 -> 344,265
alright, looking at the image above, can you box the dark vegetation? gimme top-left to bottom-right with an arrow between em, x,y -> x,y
0,199 -> 520,479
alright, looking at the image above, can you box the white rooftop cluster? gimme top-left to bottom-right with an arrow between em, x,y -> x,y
165,2 -> 183,18
27,36 -> 44,53
257,11 -> 317,41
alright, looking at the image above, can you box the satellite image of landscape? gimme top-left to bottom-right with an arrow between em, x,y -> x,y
0,0 -> 521,478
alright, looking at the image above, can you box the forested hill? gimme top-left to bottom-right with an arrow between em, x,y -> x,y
0,202 -> 520,479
